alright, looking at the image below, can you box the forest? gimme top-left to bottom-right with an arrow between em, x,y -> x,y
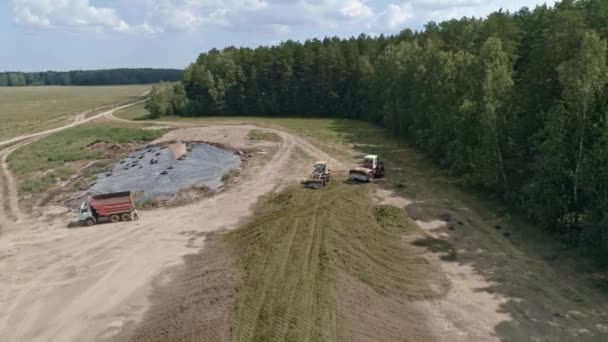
148,0 -> 608,251
0,68 -> 183,86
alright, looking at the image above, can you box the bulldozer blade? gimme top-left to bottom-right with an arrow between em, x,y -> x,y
304,180 -> 324,189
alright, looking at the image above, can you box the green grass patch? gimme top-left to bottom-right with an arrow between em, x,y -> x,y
247,129 -> 281,142
227,182 -> 447,342
113,102 -> 152,120
221,168 -> 240,182
8,123 -> 165,196
0,85 -> 150,141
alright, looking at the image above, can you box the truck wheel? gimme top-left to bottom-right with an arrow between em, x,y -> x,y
110,215 -> 120,223
85,218 -> 95,226
121,213 -> 131,221
379,168 -> 385,177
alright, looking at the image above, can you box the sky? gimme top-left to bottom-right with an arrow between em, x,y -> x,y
1,0 -> 554,71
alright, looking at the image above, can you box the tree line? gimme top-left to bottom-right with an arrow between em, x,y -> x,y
149,0 -> 608,250
0,68 -> 183,86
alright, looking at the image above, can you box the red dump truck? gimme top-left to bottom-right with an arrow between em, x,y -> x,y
79,191 -> 138,226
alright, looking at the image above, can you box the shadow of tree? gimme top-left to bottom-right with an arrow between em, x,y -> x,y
319,118 -> 608,342
411,237 -> 458,261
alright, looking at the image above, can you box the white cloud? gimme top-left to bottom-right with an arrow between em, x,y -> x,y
382,3 -> 414,29
270,24 -> 290,34
11,0 -> 552,35
373,0 -> 550,31
136,0 -> 379,32
13,0 -> 130,32
408,0 -> 553,22
341,0 -> 374,20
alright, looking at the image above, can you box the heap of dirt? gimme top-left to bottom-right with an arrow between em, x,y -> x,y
154,125 -> 274,151
166,141 -> 187,159
230,184 -> 447,341
121,182 -> 447,342
87,141 -> 137,158
139,186 -> 215,209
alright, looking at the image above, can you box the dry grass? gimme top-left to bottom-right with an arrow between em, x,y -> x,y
227,182 -> 447,342
0,85 -> 150,140
246,129 -> 282,142
113,102 -> 151,120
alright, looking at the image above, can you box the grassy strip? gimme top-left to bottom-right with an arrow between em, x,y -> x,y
227,182 -> 446,342
8,123 -> 165,196
124,116 -> 366,146
247,129 -> 282,142
120,116 -> 379,163
113,102 -> 152,120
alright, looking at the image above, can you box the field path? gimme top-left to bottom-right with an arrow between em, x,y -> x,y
0,101 -> 144,148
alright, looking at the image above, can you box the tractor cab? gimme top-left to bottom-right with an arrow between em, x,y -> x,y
363,155 -> 378,170
305,161 -> 331,188
314,161 -> 328,174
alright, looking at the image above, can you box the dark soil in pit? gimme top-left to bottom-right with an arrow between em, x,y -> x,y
56,141 -> 241,208
93,141 -> 241,205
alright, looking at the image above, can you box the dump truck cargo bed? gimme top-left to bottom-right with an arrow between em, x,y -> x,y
90,191 -> 135,217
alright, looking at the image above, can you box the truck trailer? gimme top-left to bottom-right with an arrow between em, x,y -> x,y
79,191 -> 138,226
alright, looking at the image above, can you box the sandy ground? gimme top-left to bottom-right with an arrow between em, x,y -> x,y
0,110 -> 340,341
113,232 -> 237,342
1,103 -> 608,341
373,165 -> 608,341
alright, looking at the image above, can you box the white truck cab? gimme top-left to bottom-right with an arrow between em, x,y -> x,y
79,202 -> 95,225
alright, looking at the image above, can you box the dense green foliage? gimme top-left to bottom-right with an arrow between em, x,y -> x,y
151,0 -> 608,249
0,68 -> 183,86
145,82 -> 189,118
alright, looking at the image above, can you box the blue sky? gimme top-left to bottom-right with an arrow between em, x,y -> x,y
1,0 -> 553,71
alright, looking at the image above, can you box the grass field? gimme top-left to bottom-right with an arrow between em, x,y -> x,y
0,85 -> 150,141
113,102 -> 151,120
247,129 -> 281,142
227,182 -> 447,341
8,122 -> 164,198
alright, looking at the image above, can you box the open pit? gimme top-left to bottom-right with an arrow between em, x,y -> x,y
91,141 -> 241,206
44,126 -> 282,213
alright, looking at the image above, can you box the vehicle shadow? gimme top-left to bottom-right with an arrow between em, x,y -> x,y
326,118 -> 608,342
66,221 -> 82,229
